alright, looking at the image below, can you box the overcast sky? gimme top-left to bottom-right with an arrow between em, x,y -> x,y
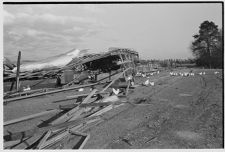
3,3 -> 222,61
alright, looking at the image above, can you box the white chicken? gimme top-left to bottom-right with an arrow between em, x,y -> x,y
23,85 -> 31,91
149,81 -> 155,86
143,79 -> 150,86
214,71 -> 219,74
142,73 -> 146,77
112,88 -> 120,95
78,88 -> 84,92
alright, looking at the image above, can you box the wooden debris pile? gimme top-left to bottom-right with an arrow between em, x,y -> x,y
4,68 -> 136,149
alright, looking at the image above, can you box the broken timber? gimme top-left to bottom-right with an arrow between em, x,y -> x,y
4,82 -> 106,104
100,67 -> 131,93
4,115 -> 100,142
4,109 -> 62,126
50,89 -> 98,125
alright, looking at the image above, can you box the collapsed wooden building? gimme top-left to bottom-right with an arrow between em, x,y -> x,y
3,47 -> 139,149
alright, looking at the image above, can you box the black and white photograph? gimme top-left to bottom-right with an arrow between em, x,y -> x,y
2,0 -> 224,149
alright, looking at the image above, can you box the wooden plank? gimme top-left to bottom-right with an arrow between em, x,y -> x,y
100,67 -> 131,93
78,133 -> 90,149
36,130 -> 52,149
4,109 -> 61,126
66,91 -> 110,100
50,89 -> 98,125
5,88 -> 49,99
4,82 -> 104,104
4,115 -> 100,142
9,81 -> 15,91
16,51 -> 21,91
40,130 -> 70,149
4,137 -> 30,149
67,89 -> 99,122
59,100 -> 128,110
125,80 -> 130,96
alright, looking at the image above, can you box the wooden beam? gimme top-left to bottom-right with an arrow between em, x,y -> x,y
78,133 -> 90,149
39,129 -> 70,149
4,109 -> 61,126
66,91 -> 110,100
4,82 -> 105,104
36,130 -> 52,149
9,81 -> 15,91
125,80 -> 131,96
100,67 -> 131,93
16,51 -> 21,91
50,89 -> 98,125
5,88 -> 50,99
4,115 -> 100,142
59,100 -> 128,110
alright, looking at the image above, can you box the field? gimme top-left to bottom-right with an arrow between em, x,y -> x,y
4,68 -> 223,149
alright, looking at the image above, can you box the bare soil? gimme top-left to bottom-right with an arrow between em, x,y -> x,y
83,68 -> 223,149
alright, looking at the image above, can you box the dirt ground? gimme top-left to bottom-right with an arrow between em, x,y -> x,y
83,68 -> 223,149
4,68 -> 223,149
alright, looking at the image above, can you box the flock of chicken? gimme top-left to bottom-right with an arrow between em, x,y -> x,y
136,71 -> 160,78
169,71 -> 220,77
169,71 -> 196,77
137,70 -> 220,87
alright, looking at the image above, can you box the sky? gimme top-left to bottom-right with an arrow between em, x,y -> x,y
3,3 -> 222,62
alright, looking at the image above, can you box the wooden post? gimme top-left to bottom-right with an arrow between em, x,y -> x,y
9,81 -> 15,91
94,73 -> 98,81
16,51 -> 21,92
119,53 -> 126,78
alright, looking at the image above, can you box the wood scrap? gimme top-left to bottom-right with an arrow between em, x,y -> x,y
66,91 -> 110,100
50,89 -> 98,125
67,89 -> 99,122
77,133 -> 90,149
4,82 -> 104,104
4,109 -> 61,126
59,100 -> 129,110
4,115 -> 100,142
36,130 -> 52,149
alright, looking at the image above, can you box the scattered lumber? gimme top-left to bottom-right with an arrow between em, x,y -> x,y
58,101 -> 124,110
100,67 -> 131,93
36,130 -> 52,149
4,115 -> 100,142
50,89 -> 98,125
4,82 -> 104,104
76,133 -> 90,149
66,91 -> 110,100
4,109 -> 61,126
